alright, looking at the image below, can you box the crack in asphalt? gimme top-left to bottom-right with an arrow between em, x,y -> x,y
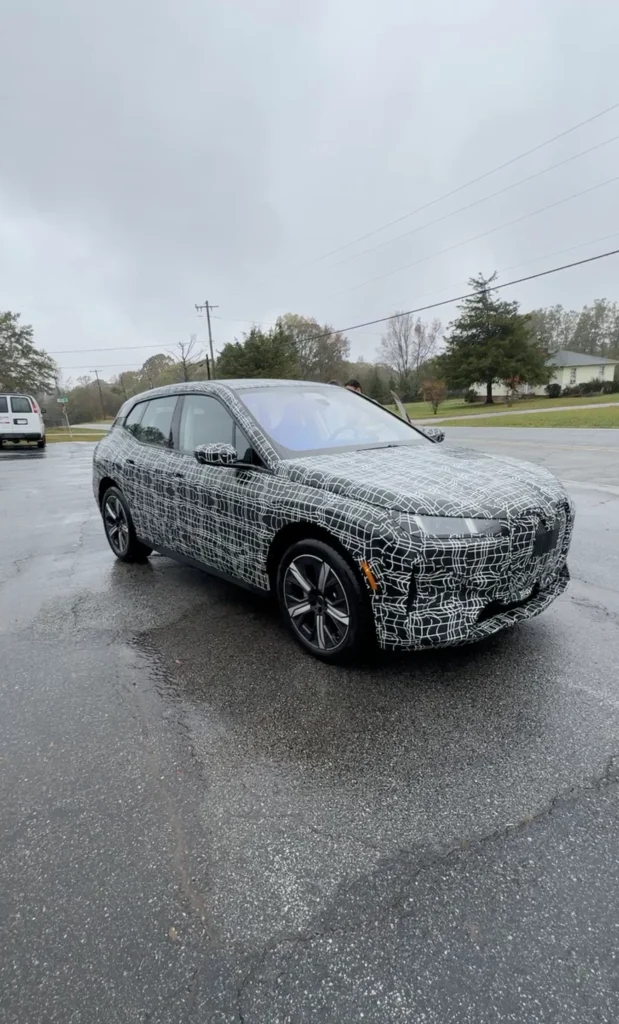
569,592 -> 619,623
234,752 -> 619,1019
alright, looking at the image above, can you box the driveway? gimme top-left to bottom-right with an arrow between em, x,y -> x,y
1,429 -> 619,1023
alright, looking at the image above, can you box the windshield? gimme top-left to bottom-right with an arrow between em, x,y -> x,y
239,385 -> 426,455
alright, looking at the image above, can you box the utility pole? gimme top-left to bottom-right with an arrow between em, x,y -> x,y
195,300 -> 218,379
91,369 -> 106,420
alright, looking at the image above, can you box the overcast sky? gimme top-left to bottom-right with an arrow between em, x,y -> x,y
2,0 -> 619,382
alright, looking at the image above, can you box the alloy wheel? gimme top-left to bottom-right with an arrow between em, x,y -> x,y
104,494 -> 130,556
283,554 -> 351,652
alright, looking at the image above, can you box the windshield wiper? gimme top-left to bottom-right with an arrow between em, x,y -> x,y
355,442 -> 408,452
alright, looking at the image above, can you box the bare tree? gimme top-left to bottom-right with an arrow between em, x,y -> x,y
378,314 -> 442,396
168,335 -> 202,382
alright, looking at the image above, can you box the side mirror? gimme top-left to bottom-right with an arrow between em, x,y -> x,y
194,442 -> 238,466
422,426 -> 445,443
40,407 -> 47,415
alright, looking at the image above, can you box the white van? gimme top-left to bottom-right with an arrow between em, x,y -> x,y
0,394 -> 46,449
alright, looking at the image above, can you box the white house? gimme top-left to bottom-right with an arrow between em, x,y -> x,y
473,350 -> 618,398
542,350 -> 618,393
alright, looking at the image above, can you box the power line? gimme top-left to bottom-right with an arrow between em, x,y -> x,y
61,362 -> 151,371
307,99 -> 619,265
58,246 -> 619,367
326,133 -> 619,271
318,245 -> 619,339
49,342 -> 171,355
387,230 -> 619,315
325,174 -> 619,299
49,234 -> 619,360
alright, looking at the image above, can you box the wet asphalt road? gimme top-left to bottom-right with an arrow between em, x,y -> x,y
1,429 -> 619,1023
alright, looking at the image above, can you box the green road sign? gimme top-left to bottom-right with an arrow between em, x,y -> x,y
57,396 -> 68,404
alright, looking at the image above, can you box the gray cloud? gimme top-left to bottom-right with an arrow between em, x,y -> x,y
1,0 -> 619,378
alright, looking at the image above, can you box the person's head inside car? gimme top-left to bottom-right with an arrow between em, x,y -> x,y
345,379 -> 362,393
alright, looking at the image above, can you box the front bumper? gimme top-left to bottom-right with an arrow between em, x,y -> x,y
369,500 -> 574,651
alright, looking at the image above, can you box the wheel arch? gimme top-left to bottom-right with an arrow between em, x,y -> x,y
98,476 -> 119,508
266,520 -> 364,591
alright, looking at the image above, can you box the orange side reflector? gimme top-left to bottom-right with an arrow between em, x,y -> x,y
360,560 -> 378,591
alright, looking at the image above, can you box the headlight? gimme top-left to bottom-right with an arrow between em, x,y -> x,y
398,514 -> 508,539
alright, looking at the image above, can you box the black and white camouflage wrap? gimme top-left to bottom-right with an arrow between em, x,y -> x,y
93,380 -> 574,651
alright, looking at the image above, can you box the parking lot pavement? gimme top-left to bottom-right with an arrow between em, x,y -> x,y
1,431 -> 618,1023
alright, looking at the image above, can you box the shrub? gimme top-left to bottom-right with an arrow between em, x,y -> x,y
464,389 -> 478,403
579,378 -> 604,395
545,382 -> 562,398
602,380 -> 618,394
422,378 -> 447,415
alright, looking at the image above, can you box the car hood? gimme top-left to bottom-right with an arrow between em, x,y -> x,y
280,443 -> 567,519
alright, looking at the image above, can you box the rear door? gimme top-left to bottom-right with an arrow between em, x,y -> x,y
9,395 -> 41,437
0,396 -> 12,438
118,394 -> 180,547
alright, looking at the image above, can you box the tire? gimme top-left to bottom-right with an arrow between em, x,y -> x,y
37,439 -> 46,449
276,538 -> 374,663
101,486 -> 152,563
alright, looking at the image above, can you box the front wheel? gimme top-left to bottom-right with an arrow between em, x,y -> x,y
101,486 -> 152,562
276,538 -> 374,663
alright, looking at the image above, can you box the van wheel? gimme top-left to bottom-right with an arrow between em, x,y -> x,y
37,439 -> 46,449
101,486 -> 152,562
276,538 -> 374,663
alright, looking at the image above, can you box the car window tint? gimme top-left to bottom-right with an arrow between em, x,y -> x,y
134,397 -> 176,447
124,402 -> 146,437
10,397 -> 32,413
178,395 -> 234,454
0,397 -> 8,413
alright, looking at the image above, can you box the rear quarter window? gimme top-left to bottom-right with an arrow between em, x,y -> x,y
124,402 -> 147,436
10,397 -> 32,413
0,397 -> 8,413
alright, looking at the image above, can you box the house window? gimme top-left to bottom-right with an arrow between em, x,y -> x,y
569,368 -> 577,385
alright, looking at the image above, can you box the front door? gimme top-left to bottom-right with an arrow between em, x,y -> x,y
168,393 -> 273,588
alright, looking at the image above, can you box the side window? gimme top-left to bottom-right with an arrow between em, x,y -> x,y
10,397 -> 32,413
134,397 -> 177,447
124,402 -> 146,437
0,397 -> 8,413
178,395 -> 235,454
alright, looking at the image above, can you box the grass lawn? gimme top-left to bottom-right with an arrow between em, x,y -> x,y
46,432 -> 107,443
439,407 -> 619,428
399,393 -> 619,419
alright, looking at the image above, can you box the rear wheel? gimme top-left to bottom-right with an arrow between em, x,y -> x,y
101,486 -> 152,562
276,538 -> 374,663
37,438 -> 46,449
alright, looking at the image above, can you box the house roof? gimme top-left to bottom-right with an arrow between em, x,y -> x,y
548,349 -> 619,367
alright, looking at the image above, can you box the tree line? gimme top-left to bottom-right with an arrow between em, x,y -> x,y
2,275 -> 619,425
